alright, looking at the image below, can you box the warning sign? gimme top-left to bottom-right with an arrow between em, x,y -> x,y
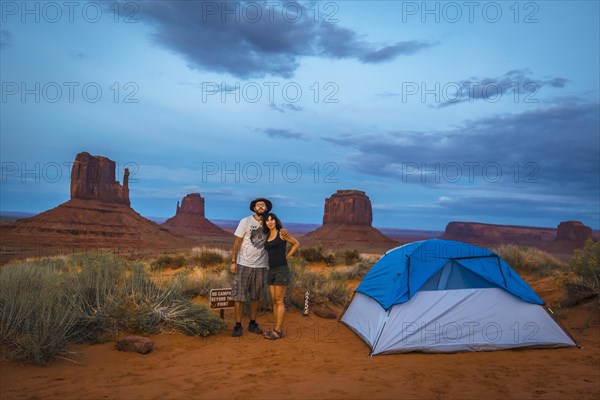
209,288 -> 234,310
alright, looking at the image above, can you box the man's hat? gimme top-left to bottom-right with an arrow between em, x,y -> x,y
249,197 -> 272,212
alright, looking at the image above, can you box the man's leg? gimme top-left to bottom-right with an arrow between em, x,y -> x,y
247,267 -> 265,334
250,298 -> 259,321
234,301 -> 243,324
231,264 -> 245,337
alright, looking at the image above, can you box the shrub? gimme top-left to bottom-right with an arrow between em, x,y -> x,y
0,261 -> 80,365
196,251 -> 224,267
174,267 -> 230,298
298,246 -> 335,265
346,260 -> 372,280
150,254 -> 186,271
493,244 -> 563,276
563,240 -> 600,307
288,260 -> 351,307
0,253 -> 226,365
340,249 -> 361,265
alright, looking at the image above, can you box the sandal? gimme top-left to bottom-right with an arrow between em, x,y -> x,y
263,329 -> 284,340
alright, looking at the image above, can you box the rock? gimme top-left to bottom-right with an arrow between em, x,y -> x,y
177,193 -> 205,215
1,152 -> 195,263
556,221 -> 592,245
162,193 -> 231,237
116,335 -> 154,354
302,190 -> 397,251
442,221 -> 556,247
70,152 -> 130,205
312,306 -> 338,319
323,190 -> 372,226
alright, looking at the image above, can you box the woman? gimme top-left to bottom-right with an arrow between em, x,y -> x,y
262,212 -> 299,340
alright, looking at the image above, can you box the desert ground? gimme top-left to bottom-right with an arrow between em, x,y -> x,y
1,265 -> 598,400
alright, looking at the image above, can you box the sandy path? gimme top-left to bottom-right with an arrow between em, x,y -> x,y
1,303 -> 598,400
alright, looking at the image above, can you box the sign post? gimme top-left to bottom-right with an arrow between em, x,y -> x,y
209,288 -> 234,319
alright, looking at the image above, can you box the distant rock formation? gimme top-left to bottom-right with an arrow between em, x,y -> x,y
323,190 -> 372,226
556,221 -> 592,245
302,190 -> 397,251
162,193 -> 231,237
1,152 -> 194,263
177,193 -> 205,215
442,221 -> 556,247
443,220 -> 596,255
70,152 -> 130,205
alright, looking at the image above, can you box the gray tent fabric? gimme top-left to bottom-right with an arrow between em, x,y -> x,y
342,289 -> 575,355
341,240 -> 577,355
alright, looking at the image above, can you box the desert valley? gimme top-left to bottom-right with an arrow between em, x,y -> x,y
0,152 -> 598,399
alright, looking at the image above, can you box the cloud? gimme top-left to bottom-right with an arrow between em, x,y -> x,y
323,101 -> 600,201
262,128 -> 308,141
269,102 -> 304,113
432,195 -> 598,222
437,69 -> 570,107
69,52 -> 88,60
360,40 -> 437,63
134,1 -> 434,78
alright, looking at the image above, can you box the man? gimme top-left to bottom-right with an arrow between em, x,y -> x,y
229,197 -> 272,337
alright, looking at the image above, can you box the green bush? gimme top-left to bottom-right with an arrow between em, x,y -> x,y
563,240 -> 600,307
0,253 -> 226,365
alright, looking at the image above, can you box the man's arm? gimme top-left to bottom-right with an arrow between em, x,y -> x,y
230,236 -> 243,273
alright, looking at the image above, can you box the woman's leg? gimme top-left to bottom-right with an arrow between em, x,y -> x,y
269,284 -> 278,327
272,285 -> 287,332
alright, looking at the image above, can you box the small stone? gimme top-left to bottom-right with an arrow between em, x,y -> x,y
116,335 -> 154,354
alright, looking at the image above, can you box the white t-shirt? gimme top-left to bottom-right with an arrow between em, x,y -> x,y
234,215 -> 268,268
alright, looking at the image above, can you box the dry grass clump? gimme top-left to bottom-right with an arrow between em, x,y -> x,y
174,267 -> 231,298
492,244 -> 563,276
298,246 -> 336,265
0,260 -> 80,365
0,252 -> 226,365
151,250 -> 226,271
288,260 -> 352,307
562,240 -> 599,308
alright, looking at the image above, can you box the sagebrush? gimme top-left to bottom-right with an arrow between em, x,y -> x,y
0,252 -> 226,365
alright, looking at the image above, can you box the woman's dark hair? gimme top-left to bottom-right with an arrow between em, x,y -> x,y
262,212 -> 283,233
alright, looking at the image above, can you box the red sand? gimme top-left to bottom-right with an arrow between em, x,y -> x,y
1,301 -> 598,400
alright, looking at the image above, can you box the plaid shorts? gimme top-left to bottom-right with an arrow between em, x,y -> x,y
231,264 -> 267,302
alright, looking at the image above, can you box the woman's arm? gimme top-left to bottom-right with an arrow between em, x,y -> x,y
280,229 -> 299,259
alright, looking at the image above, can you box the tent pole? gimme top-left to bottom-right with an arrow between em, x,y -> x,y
544,305 -> 582,349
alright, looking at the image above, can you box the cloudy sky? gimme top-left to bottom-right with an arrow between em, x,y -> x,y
1,0 -> 598,229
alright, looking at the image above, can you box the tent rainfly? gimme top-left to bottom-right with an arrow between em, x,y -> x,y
340,239 -> 578,355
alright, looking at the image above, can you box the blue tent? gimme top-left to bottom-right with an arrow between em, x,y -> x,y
341,239 -> 577,355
